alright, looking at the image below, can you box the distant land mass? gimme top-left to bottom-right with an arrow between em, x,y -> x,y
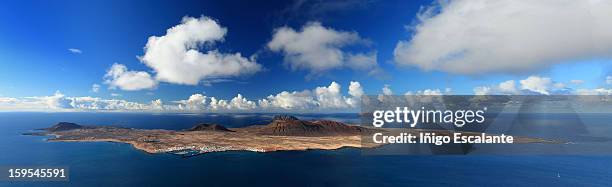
25,115 -> 559,156
25,115 -> 383,156
187,123 -> 235,132
41,122 -> 88,132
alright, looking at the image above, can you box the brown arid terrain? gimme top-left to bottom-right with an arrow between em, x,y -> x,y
25,115 -> 383,155
25,115 -> 560,156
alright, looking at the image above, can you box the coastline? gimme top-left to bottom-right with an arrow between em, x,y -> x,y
27,116 -> 562,156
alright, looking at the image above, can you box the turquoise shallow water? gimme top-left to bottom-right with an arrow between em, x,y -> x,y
0,113 -> 611,186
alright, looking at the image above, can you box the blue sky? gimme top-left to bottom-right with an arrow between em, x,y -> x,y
0,0 -> 611,112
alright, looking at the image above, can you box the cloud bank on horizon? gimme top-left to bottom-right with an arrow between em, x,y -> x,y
0,81 -> 363,112
1,75 -> 611,112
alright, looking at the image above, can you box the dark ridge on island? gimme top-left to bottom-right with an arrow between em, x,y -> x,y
272,114 -> 299,121
187,123 -> 234,132
43,122 -> 85,132
255,115 -> 372,136
24,122 -> 89,136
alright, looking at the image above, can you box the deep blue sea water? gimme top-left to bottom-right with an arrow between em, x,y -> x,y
0,112 -> 611,186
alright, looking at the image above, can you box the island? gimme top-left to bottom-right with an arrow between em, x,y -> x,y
24,115 -> 560,156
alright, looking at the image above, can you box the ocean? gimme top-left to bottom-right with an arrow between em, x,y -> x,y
0,112 -> 611,186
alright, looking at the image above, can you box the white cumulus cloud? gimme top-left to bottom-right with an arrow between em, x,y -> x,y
520,76 -> 554,95
103,63 -> 157,91
315,82 -> 350,108
381,84 -> 393,95
348,81 -> 364,97
474,76 -> 572,95
174,94 -> 207,111
258,90 -> 318,110
268,22 -> 378,76
140,16 -> 261,85
91,84 -> 100,93
346,81 -> 364,107
227,94 -> 257,110
474,80 -> 519,95
258,81 -> 363,111
498,80 -> 519,94
394,0 -> 612,74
